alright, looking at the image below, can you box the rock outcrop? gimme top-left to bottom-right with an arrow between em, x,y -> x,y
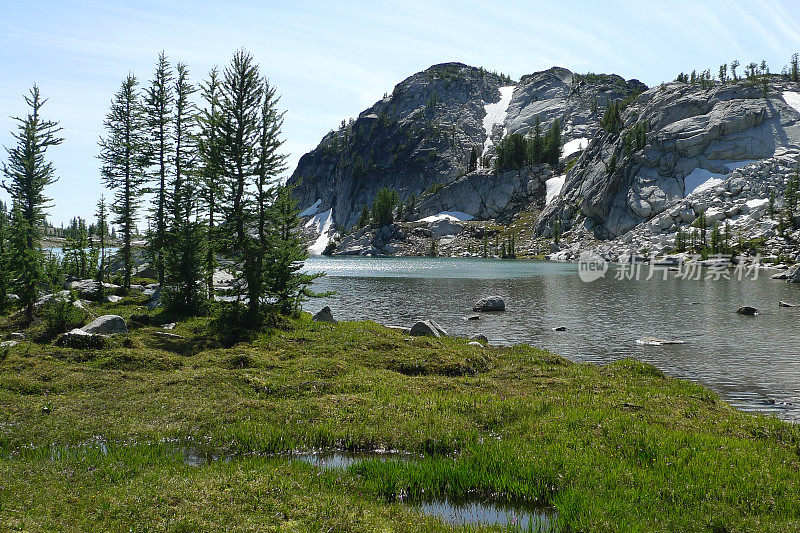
289,63 -> 645,235
289,61 -> 800,260
537,79 -> 800,245
410,320 -> 448,337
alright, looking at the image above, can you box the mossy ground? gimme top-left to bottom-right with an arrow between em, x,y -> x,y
1,295 -> 799,531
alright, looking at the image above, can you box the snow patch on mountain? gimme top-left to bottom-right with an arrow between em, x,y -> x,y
545,175 -> 566,205
416,211 -> 475,223
482,86 -> 515,156
684,168 -> 727,196
783,91 -> 800,114
306,208 -> 333,255
561,138 -> 588,159
299,199 -> 322,217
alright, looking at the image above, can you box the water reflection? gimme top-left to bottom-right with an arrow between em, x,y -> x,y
303,257 -> 800,421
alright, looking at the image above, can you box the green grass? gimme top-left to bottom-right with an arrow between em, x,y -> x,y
1,298 -> 799,531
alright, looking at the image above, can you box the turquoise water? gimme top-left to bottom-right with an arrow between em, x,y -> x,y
303,256 -> 800,421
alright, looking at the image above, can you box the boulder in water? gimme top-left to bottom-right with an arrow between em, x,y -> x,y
736,306 -> 758,316
787,265 -> 800,283
473,296 -> 505,312
636,336 -> 686,346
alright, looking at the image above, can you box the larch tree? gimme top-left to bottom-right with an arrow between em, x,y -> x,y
144,51 -> 174,286
197,67 -> 225,298
265,185 -> 323,314
254,77 -> 288,311
99,74 -> 150,293
1,85 -> 63,322
219,49 -> 266,317
163,62 -> 205,315
0,201 -> 8,310
95,195 -> 108,286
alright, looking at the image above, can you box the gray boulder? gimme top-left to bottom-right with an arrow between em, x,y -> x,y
779,301 -> 796,307
736,306 -> 758,316
0,340 -> 18,348
82,315 -> 128,335
787,264 -> 800,283
312,306 -> 337,324
470,333 -> 489,343
473,296 -> 505,312
410,320 -> 448,337
58,328 -> 107,349
67,280 -> 120,300
146,288 -> 162,310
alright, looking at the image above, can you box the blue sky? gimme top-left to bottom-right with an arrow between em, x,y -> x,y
2,0 -> 800,225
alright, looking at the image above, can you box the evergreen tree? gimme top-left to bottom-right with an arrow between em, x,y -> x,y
792,53 -> 799,82
144,51 -> 174,286
719,64 -> 727,83
494,133 -> 526,173
357,204 -> 370,228
1,85 -> 63,321
730,60 -> 740,81
264,186 -> 322,314
468,146 -> 478,172
527,116 -> 543,165
163,62 -> 205,315
197,67 -> 225,298
63,217 -> 89,278
371,188 -> 399,227
251,77 -> 288,315
601,100 -> 622,134
0,201 -> 8,310
99,74 -> 150,293
543,119 -> 561,165
95,196 -> 108,287
218,49 -> 282,317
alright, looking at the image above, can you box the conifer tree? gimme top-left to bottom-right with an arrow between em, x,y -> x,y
99,74 -> 150,293
95,196 -> 108,287
1,85 -> 63,321
543,119 -> 562,165
265,186 -> 322,314
527,116 -> 543,165
145,51 -> 173,286
197,67 -> 225,298
371,188 -> 399,227
730,60 -> 740,81
468,146 -> 478,172
792,53 -> 799,82
219,50 -> 268,317
0,201 -> 8,310
252,77 -> 288,312
358,204 -> 370,228
63,217 -> 89,278
163,62 -> 206,315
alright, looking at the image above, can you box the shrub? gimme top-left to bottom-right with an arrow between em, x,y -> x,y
208,302 -> 257,347
44,295 -> 85,337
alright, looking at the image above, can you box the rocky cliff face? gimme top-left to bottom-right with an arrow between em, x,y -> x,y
291,62 -> 800,260
536,78 -> 800,262
287,63 -> 508,229
537,79 -> 800,237
288,63 -> 646,232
